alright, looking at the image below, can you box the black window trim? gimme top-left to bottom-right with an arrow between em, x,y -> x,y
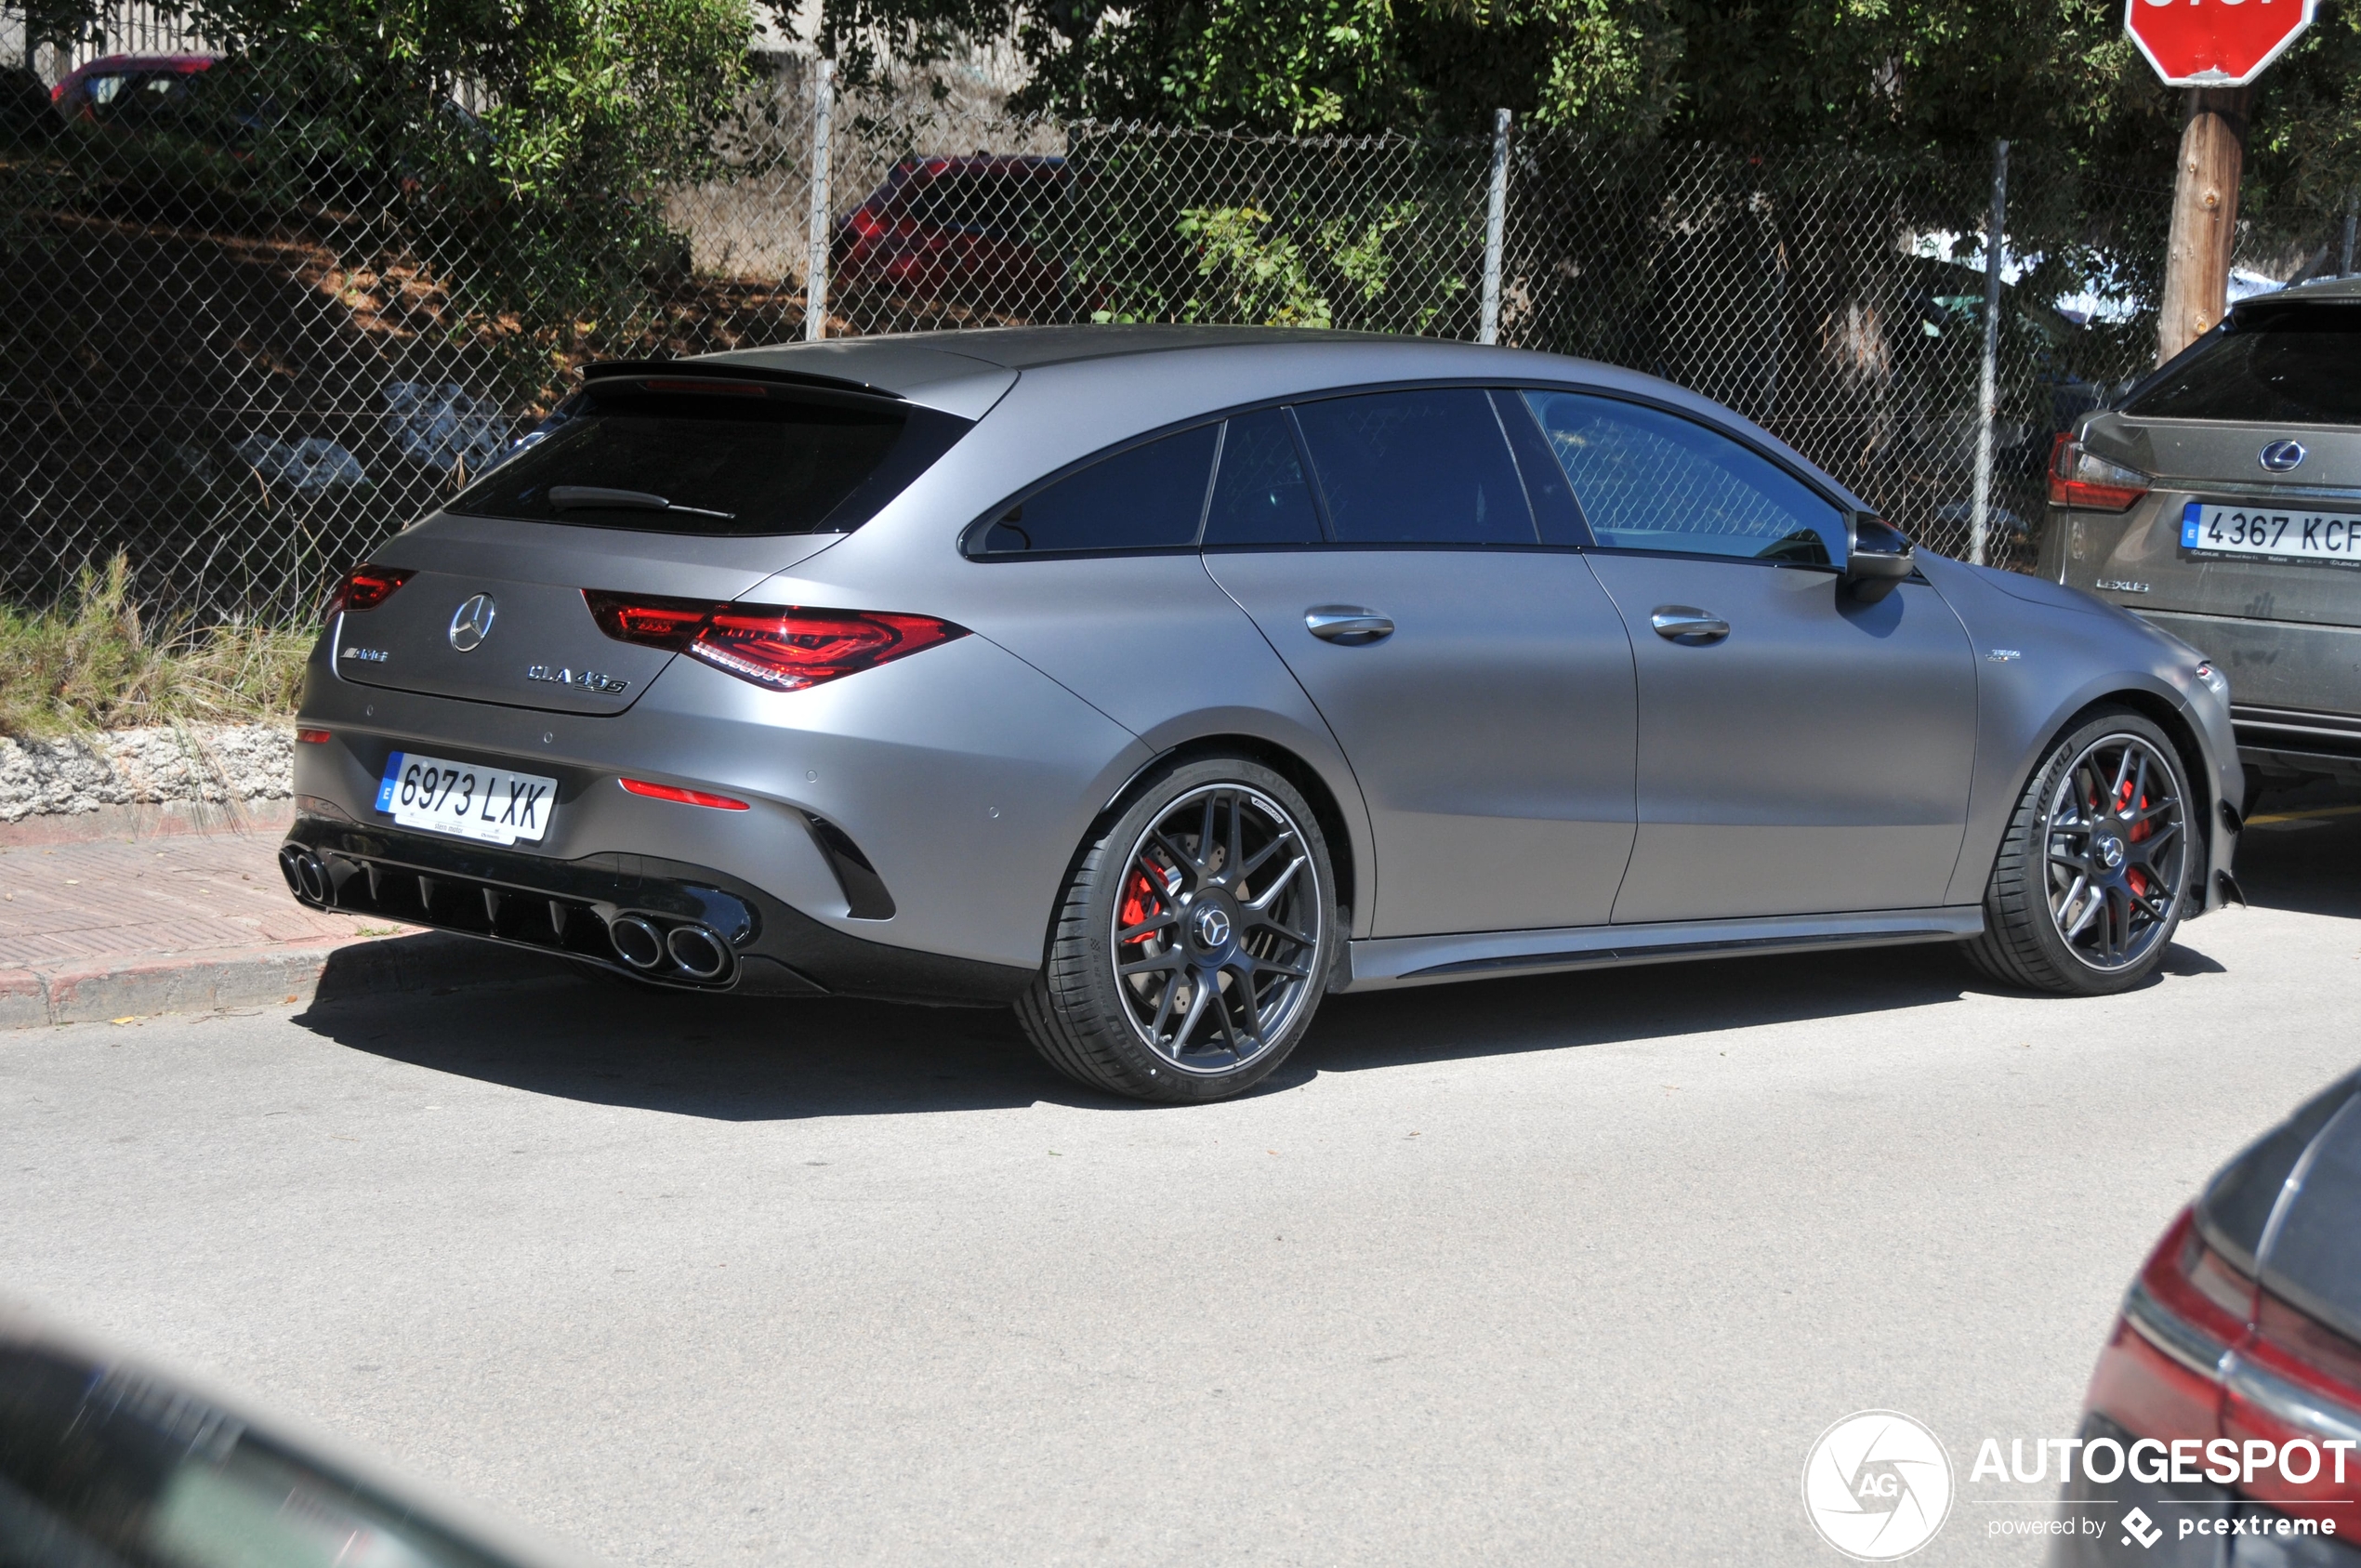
959,376 -> 1862,564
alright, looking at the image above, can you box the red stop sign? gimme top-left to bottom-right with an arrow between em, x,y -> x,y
2126,0 -> 2318,86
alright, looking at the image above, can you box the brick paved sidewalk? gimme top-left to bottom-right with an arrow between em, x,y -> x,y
0,829 -> 542,1027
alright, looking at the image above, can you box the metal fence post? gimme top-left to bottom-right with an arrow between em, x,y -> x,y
1969,138 -> 2010,568
805,56 -> 834,342
2342,189 -> 2358,277
1478,109 -> 1511,345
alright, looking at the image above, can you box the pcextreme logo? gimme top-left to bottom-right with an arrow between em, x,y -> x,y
1802,1410 -> 1956,1561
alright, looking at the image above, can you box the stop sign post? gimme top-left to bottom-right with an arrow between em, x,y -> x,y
2132,0 -> 2317,362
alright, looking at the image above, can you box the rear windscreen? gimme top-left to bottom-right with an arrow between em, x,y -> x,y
2124,305 -> 2361,426
451,384 -> 962,536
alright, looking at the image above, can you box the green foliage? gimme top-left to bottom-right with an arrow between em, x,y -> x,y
0,558 -> 310,738
162,0 -> 757,401
1171,205 -> 1332,325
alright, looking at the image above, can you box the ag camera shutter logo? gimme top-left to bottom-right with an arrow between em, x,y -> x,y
1802,1410 -> 1955,1561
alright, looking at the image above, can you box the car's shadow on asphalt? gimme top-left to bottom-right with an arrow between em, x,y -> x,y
288,940 -> 2122,1122
294,792 -> 2356,1122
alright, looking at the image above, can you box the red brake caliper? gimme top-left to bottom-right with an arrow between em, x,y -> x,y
2117,777 -> 2152,897
1119,869 -> 1163,945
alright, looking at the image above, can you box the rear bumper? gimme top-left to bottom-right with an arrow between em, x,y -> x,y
281,814 -> 1034,1005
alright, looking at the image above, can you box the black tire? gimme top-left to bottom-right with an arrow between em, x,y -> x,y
1961,705 -> 2196,996
1017,757 -> 1339,1103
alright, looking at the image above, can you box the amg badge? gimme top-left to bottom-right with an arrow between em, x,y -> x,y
527,665 -> 630,695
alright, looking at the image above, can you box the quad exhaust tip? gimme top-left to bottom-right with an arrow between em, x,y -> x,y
666,923 -> 732,981
279,846 -> 331,905
608,915 -> 666,970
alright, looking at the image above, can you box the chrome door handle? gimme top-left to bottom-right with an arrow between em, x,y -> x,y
1305,606 -> 1394,645
1650,606 -> 1730,644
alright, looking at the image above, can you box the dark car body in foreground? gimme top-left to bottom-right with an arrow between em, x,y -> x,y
2040,277 -> 2361,792
2053,1068 -> 2361,1566
281,326 -> 2240,1101
0,1306 -> 586,1568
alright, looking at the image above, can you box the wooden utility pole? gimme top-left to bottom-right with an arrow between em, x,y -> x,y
2156,86 -> 2251,363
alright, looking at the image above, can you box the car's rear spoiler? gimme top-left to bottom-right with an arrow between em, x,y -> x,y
580,359 -> 908,406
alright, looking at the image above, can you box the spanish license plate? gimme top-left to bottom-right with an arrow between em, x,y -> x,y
376,751 -> 557,844
2180,500 -> 2361,568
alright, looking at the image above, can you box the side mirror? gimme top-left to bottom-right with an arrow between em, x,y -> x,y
1841,513 -> 1914,603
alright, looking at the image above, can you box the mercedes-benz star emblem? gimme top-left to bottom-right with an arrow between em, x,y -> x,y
448,593 -> 497,652
1192,904 -> 1233,948
2261,440 -> 2307,472
2097,837 -> 2126,870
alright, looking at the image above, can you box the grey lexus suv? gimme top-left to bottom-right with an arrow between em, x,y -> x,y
2041,276 -> 2361,796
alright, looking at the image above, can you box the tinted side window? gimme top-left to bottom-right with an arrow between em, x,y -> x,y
2124,306 -> 2361,426
1293,389 -> 1537,546
974,425 -> 1219,556
1523,390 -> 1842,565
1204,409 -> 1324,547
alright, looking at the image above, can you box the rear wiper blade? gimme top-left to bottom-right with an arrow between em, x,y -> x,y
547,485 -> 734,520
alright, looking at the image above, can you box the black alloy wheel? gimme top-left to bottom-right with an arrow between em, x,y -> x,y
1019,758 -> 1337,1102
1964,705 -> 2195,996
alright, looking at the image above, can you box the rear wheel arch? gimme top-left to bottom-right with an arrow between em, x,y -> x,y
1082,734 -> 1359,934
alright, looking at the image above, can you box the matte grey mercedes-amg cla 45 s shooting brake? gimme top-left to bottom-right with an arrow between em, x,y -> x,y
283,325 -> 2245,1102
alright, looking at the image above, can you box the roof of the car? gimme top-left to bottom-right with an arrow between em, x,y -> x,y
706,323 -> 1572,382
2239,272 -> 2361,310
692,324 -> 1863,507
64,52 -> 218,75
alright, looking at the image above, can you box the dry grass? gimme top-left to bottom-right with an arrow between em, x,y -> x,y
0,557 -> 311,740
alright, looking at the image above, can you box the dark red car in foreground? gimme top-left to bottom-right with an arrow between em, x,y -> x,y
2056,1067 -> 2361,1564
831,154 -> 1072,315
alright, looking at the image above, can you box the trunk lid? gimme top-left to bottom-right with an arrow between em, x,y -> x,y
2083,412 -> 2361,625
329,362 -> 980,714
334,515 -> 837,715
2078,293 -> 2361,626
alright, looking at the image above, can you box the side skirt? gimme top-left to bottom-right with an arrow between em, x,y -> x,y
1335,906 -> 1986,992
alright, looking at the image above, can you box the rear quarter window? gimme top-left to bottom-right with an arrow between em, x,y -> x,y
969,425 -> 1220,556
2125,303 -> 2361,426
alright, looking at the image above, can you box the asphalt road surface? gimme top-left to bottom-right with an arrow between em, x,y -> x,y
7,808 -> 2360,1567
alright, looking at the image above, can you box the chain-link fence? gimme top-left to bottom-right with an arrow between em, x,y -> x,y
5,16 -> 2346,621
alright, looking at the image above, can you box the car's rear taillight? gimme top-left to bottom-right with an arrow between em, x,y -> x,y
2223,1293 -> 2361,1526
324,565 -> 414,619
2090,1207 -> 2361,1526
584,591 -> 968,693
2090,1208 -> 2247,1449
2049,434 -> 2151,511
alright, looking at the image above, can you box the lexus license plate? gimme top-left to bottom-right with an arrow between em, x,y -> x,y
376,751 -> 557,844
2180,500 -> 2361,568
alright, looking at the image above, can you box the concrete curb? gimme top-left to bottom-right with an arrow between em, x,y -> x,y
0,932 -> 572,1029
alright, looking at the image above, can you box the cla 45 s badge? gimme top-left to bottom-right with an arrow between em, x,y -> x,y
527,665 -> 629,696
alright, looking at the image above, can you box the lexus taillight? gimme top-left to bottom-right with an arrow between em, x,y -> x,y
2088,1206 -> 2361,1527
2049,434 -> 2151,512
325,565 -> 413,619
584,591 -> 967,693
